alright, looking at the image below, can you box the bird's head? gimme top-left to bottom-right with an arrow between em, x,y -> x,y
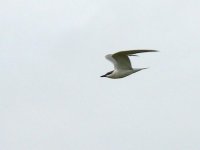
100,70 -> 113,77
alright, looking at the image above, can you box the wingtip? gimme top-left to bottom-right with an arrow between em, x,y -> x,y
136,49 -> 159,52
149,49 -> 159,52
129,54 -> 139,56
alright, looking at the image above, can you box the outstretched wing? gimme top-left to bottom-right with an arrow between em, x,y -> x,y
105,49 -> 158,70
105,54 -> 132,70
115,49 -> 158,55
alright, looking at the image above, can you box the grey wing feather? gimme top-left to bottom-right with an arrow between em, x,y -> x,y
115,49 -> 158,55
112,54 -> 132,70
105,49 -> 158,70
105,54 -> 118,69
106,54 -> 132,70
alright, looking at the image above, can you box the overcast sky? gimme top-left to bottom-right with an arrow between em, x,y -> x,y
1,0 -> 200,150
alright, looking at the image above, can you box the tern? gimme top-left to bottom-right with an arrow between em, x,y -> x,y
101,49 -> 158,79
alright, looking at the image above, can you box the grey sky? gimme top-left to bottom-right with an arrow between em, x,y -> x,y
1,0 -> 200,150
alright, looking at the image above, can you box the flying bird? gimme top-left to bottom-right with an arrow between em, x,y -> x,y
101,49 -> 158,79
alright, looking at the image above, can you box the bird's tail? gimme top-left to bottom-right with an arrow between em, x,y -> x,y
133,67 -> 148,73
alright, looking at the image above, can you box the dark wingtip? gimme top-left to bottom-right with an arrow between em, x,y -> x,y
153,50 -> 159,52
148,50 -> 159,52
129,54 -> 139,56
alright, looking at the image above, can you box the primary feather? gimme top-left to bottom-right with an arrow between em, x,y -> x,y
106,49 -> 158,70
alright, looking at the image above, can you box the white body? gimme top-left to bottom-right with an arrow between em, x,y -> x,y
101,49 -> 157,79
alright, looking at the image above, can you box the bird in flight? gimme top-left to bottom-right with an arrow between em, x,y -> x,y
101,49 -> 158,79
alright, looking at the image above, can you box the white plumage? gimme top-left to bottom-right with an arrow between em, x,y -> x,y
101,49 -> 158,79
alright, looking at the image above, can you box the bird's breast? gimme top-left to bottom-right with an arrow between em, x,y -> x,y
107,70 -> 134,79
